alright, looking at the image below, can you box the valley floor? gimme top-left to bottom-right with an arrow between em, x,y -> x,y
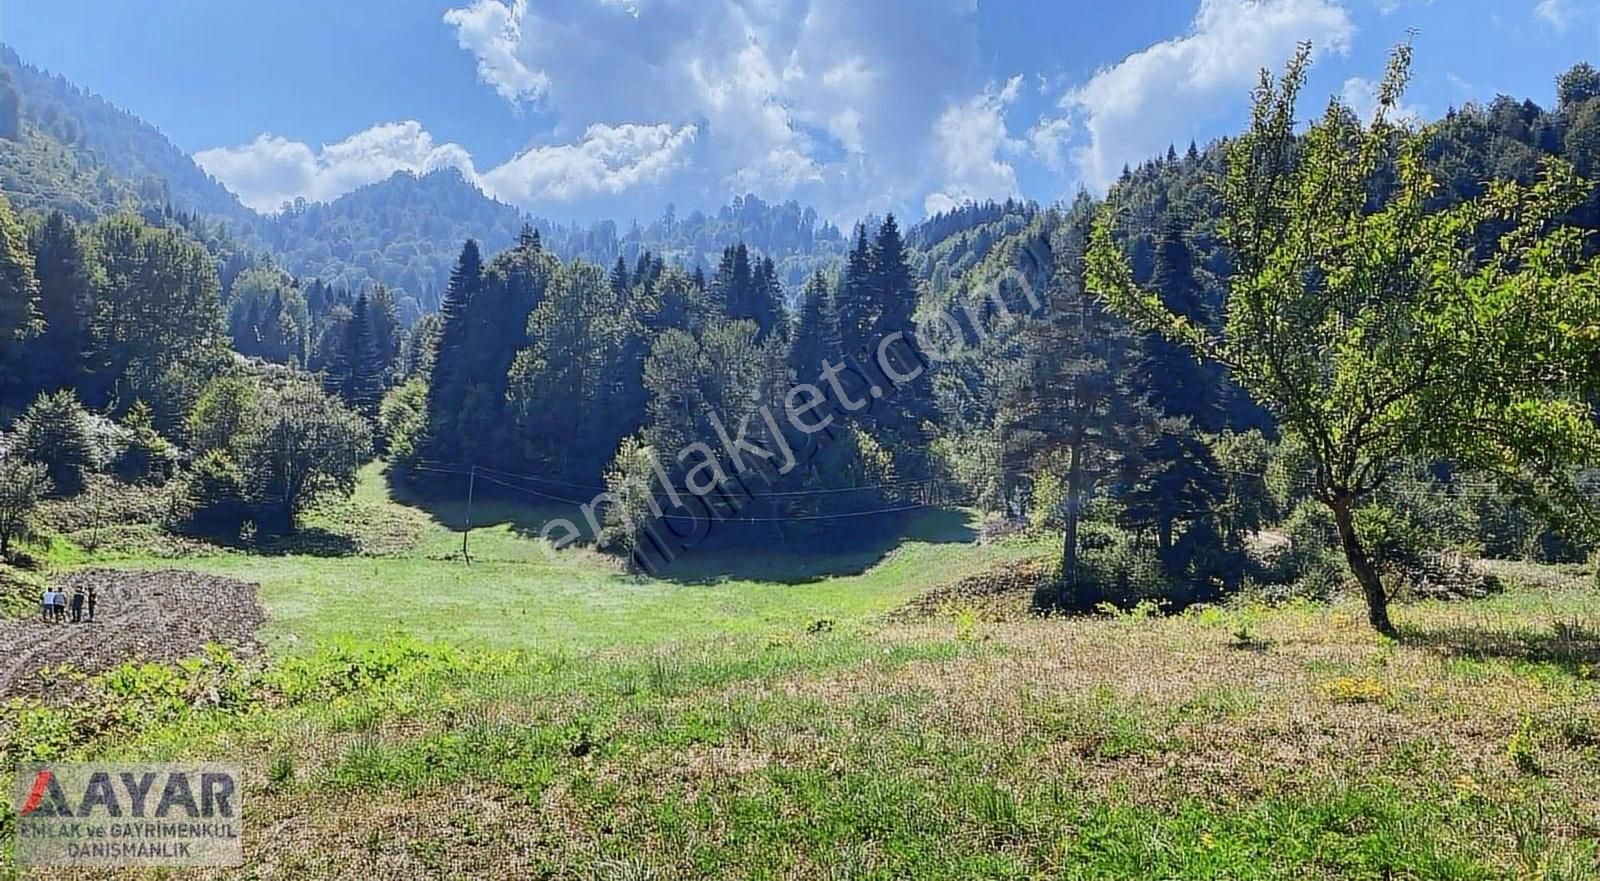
2,465 -> 1598,878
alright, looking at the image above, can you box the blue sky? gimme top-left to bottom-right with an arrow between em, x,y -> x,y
3,1 -> 1599,223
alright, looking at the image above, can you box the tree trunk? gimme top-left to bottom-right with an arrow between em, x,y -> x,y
1062,442 -> 1084,583
1329,495 -> 1395,636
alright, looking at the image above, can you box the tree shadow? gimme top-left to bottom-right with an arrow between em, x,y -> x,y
179,526 -> 363,558
648,507 -> 980,585
386,466 -> 980,582
387,470 -> 590,542
1398,619 -> 1600,679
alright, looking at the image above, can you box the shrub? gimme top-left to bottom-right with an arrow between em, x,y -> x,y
113,400 -> 177,484
377,378 -> 426,465
186,374 -> 257,457
1029,471 -> 1065,531
239,381 -> 371,533
180,449 -> 248,535
13,390 -> 98,496
1354,503 -> 1428,572
0,457 -> 50,556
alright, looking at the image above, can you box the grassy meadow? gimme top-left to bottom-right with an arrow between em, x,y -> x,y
2,465 -> 1599,879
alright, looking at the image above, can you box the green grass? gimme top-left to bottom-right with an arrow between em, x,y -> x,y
95,462 -> 1045,653
5,464 -> 1599,878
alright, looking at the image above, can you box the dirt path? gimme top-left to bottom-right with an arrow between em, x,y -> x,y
0,569 -> 265,701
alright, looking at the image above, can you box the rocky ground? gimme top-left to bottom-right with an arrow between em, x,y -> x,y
0,569 -> 265,701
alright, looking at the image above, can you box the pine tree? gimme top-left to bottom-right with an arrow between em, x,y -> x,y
1003,211 -> 1153,609
750,255 -> 783,341
610,256 -> 631,294
710,243 -> 754,320
837,226 -> 875,358
423,239 -> 483,460
1139,215 -> 1225,431
25,211 -> 95,397
0,192 -> 40,401
328,291 -> 384,418
788,271 -> 841,380
866,214 -> 937,464
367,284 -> 402,380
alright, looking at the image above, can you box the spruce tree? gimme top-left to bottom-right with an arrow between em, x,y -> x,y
423,239 -> 483,460
25,211 -> 95,397
750,255 -> 783,341
610,256 -> 631,294
836,226 -> 875,359
329,291 -> 384,419
0,192 -> 40,402
1004,211 -> 1153,608
788,271 -> 841,380
1139,216 -> 1225,432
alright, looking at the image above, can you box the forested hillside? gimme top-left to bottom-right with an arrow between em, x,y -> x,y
262,171 -> 850,312
0,45 -> 852,316
0,46 -> 250,223
2,48 -> 1599,625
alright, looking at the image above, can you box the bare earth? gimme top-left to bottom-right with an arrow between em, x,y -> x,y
0,569 -> 265,700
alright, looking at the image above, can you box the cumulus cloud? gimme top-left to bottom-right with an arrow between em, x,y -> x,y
442,0 -> 548,103
482,122 -> 699,204
1039,0 -> 1354,191
924,76 -> 1025,215
434,0 -> 986,220
196,120 -> 698,214
193,122 -> 477,212
197,0 -> 1383,219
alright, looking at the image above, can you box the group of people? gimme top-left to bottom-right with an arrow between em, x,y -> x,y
39,585 -> 97,624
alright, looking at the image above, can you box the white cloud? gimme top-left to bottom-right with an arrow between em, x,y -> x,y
432,0 -> 986,221
1042,0 -> 1354,191
1340,76 -> 1423,126
924,76 -> 1024,215
193,122 -> 476,212
442,0 -> 548,104
1537,0 -> 1574,31
197,120 -> 699,214
482,122 -> 699,204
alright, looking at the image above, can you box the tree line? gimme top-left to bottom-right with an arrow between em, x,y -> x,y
4,51 -> 1600,636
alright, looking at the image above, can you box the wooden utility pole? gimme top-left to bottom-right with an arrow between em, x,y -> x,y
462,465 -> 476,565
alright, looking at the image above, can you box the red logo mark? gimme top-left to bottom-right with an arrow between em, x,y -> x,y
20,770 -> 54,816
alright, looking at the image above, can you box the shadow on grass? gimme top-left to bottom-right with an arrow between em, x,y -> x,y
386,466 -> 979,582
171,526 -> 364,558
651,506 -> 980,585
387,469 -> 587,542
1398,619 -> 1600,678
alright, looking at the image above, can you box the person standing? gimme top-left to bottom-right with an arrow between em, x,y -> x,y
86,586 -> 97,623
70,588 -> 85,624
39,588 -> 50,622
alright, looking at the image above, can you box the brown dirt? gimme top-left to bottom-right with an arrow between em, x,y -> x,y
883,559 -> 1051,622
0,569 -> 265,701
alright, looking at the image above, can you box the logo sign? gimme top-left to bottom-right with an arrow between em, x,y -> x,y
11,763 -> 242,867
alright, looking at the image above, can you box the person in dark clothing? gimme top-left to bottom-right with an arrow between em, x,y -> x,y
86,587 -> 97,622
70,589 -> 84,623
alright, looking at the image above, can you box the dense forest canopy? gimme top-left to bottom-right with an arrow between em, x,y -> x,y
1,44 -> 1599,631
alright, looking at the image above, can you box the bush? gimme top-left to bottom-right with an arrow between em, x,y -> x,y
239,381 -> 371,533
180,449 -> 248,535
113,400 -> 177,484
186,374 -> 256,457
13,390 -> 98,496
1354,503 -> 1428,572
377,378 -> 426,465
1029,471 -> 1065,531
0,457 -> 50,556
